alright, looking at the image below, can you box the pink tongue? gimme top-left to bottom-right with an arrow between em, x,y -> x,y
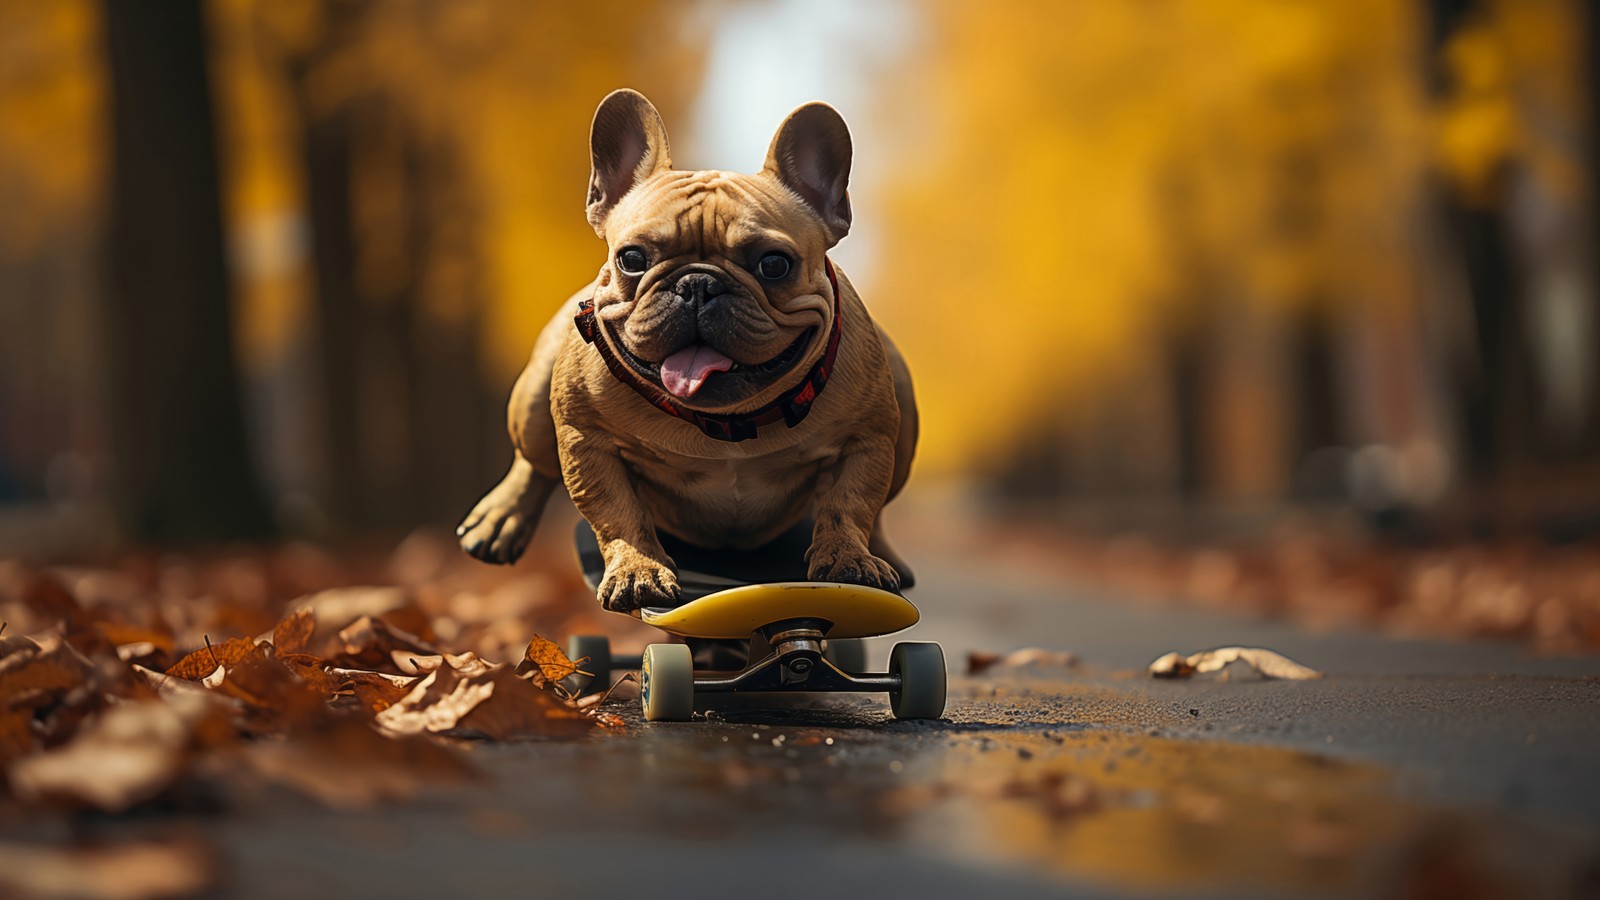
659,344 -> 734,398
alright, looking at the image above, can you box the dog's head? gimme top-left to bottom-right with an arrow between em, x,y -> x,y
582,89 -> 852,412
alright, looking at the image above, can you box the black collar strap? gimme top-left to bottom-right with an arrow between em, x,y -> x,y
575,258 -> 844,443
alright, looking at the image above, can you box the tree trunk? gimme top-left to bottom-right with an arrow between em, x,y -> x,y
100,0 -> 274,543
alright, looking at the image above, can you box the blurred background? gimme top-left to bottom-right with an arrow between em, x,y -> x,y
0,0 -> 1596,641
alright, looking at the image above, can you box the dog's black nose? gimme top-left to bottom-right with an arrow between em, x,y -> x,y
673,273 -> 725,303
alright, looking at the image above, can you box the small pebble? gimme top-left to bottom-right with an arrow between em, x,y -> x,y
889,760 -> 904,774
1018,748 -> 1034,760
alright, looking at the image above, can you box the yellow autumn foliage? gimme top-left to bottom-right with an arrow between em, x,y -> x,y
0,0 -> 1588,483
871,0 -> 1438,473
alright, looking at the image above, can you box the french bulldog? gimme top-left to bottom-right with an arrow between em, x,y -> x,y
457,89 -> 917,612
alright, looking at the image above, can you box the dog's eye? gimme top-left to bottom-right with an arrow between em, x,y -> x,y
616,247 -> 649,276
756,253 -> 791,281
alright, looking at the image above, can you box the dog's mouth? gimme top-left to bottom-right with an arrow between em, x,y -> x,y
617,329 -> 815,405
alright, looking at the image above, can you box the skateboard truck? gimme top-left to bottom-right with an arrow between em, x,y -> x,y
683,617 -> 901,694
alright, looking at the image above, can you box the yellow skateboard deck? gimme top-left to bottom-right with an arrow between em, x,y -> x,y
638,582 -> 919,640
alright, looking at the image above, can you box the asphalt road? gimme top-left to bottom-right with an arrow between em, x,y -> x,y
139,510 -> 1592,900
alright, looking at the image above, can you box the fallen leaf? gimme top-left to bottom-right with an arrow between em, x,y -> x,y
3,566 -> 89,628
966,651 -> 1002,675
327,667 -> 417,714
392,650 -> 493,677
336,615 -> 439,669
210,656 -> 330,729
9,692 -> 225,811
517,633 -> 582,684
0,706 -> 35,764
967,647 -> 1078,675
377,604 -> 439,644
240,716 -> 476,809
114,641 -> 162,664
0,837 -> 220,900
375,665 -> 591,740
132,665 -> 216,703
165,636 -> 263,682
1149,647 -> 1323,680
271,607 -> 315,654
0,632 -> 41,661
288,585 -> 412,632
0,634 -> 98,712
97,624 -> 174,657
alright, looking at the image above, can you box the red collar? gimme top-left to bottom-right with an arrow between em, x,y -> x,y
575,259 -> 843,443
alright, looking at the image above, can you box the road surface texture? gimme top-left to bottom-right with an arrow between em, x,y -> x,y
39,504 -> 1600,899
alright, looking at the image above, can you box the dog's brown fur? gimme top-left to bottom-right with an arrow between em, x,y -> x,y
458,90 -> 917,612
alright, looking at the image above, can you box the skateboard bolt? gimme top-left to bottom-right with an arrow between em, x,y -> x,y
789,658 -> 812,674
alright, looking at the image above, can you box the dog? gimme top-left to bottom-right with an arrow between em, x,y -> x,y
457,89 -> 917,612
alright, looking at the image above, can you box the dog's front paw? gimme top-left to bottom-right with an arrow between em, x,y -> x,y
458,488 -> 538,565
598,553 -> 680,612
807,541 -> 901,592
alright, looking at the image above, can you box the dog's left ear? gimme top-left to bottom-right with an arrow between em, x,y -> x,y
763,103 -> 852,246
587,89 -> 672,236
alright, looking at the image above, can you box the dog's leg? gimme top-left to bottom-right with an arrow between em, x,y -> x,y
558,424 -> 679,611
457,454 -> 556,564
458,306 -> 570,564
807,433 -> 900,591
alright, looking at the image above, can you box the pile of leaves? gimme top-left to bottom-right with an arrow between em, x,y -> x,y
0,530 -> 641,818
970,518 -> 1600,652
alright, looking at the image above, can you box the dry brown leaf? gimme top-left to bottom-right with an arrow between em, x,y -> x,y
327,667 -> 417,714
210,656 -> 330,728
97,624 -> 174,656
279,585 -> 414,655
0,706 -> 36,765
9,692 -> 225,811
517,633 -> 582,683
375,665 -> 591,740
0,837 -> 219,900
392,650 -> 492,677
966,650 -> 1002,675
114,641 -> 163,666
1149,646 -> 1323,680
0,632 -> 41,662
377,604 -> 439,644
5,567 -> 89,628
165,636 -> 263,682
271,607 -> 315,654
240,716 -> 476,809
0,634 -> 97,712
131,665 -> 217,703
968,647 -> 1078,675
336,615 -> 439,669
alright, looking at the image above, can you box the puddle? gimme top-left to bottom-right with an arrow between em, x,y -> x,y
527,698 -> 1593,897
876,729 -> 1589,895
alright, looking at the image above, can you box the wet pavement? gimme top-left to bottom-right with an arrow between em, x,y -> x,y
179,510 -> 1600,899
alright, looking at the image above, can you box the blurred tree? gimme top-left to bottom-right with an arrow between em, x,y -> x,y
100,0 -> 274,542
1429,0 -> 1597,535
204,0 -> 705,534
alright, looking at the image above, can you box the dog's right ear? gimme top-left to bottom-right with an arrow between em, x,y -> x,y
586,89 -> 672,236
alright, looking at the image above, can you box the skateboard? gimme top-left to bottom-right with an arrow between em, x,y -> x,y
568,523 -> 947,722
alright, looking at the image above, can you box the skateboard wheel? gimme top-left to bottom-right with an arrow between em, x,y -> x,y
566,635 -> 612,696
888,642 -> 946,720
641,643 -> 695,722
823,638 -> 869,674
